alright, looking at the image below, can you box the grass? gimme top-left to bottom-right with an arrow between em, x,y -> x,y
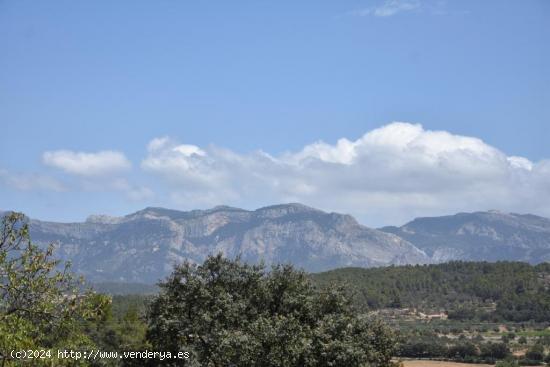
517,329 -> 550,337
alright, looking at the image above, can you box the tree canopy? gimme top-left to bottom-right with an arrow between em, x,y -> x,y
312,261 -> 550,322
147,254 -> 398,367
0,212 -> 108,366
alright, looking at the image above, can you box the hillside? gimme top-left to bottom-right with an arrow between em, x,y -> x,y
11,206 -> 550,284
26,204 -> 429,283
311,261 -> 550,322
380,211 -> 550,263
96,261 -> 550,323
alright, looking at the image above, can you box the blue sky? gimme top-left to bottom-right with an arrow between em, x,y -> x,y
1,0 -> 549,226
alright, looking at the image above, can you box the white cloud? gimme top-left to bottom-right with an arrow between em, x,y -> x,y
141,122 -> 550,226
37,149 -> 150,201
507,156 -> 533,171
353,0 -> 421,17
0,169 -> 66,192
43,150 -> 131,176
147,136 -> 206,157
142,137 -> 217,188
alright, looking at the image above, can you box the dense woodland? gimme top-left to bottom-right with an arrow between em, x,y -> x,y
310,262 -> 550,365
312,261 -> 550,322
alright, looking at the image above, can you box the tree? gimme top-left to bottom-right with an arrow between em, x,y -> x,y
0,212 -> 109,366
525,344 -> 544,361
447,341 -> 478,359
480,342 -> 510,359
147,254 -> 398,367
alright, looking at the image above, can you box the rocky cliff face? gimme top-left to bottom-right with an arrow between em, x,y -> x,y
380,210 -> 550,263
27,204 -> 429,283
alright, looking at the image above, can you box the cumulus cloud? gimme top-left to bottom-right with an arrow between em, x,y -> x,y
141,122 -> 550,226
43,150 -> 131,176
352,0 -> 421,17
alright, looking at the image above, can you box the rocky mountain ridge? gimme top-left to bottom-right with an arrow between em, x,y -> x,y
24,203 -> 429,283
380,210 -> 550,263
5,205 -> 550,284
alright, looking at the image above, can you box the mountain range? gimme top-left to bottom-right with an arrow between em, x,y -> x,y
380,210 -> 550,263
4,204 -> 550,284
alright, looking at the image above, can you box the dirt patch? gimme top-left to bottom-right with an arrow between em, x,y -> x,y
402,360 -> 494,367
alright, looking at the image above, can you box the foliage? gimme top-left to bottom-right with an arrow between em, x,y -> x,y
84,299 -> 150,367
0,212 -> 109,366
312,261 -> 550,322
147,254 -> 398,367
524,344 -> 544,361
480,342 -> 510,359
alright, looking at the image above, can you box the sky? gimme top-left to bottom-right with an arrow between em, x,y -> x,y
0,0 -> 549,227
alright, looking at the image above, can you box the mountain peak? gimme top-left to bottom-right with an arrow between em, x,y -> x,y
255,203 -> 322,218
208,205 -> 249,214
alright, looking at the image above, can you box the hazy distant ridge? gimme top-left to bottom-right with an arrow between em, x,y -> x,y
380,210 -> 550,263
26,203 -> 429,283
15,205 -> 550,284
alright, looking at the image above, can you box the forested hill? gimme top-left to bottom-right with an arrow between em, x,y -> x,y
311,261 -> 550,322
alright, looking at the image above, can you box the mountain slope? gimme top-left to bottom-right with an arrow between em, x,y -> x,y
27,204 -> 429,283
380,210 -> 550,263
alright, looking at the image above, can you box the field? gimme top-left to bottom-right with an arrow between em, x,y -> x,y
402,361 -> 494,367
402,361 -> 546,367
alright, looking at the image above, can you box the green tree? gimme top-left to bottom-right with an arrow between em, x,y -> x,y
0,212 -> 109,366
147,254 -> 398,367
447,341 -> 478,359
480,342 -> 510,359
525,344 -> 544,361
